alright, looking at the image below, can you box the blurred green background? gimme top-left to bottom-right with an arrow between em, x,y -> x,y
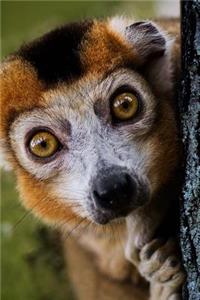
1,1 -> 157,300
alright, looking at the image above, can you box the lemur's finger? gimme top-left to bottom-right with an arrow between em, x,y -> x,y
154,271 -> 185,300
151,256 -> 181,282
139,239 -> 166,278
140,238 -> 166,261
140,238 -> 177,262
168,272 -> 186,289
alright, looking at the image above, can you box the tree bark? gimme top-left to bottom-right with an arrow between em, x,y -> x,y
180,1 -> 200,300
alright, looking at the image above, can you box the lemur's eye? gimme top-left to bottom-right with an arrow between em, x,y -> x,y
111,92 -> 139,121
29,131 -> 60,158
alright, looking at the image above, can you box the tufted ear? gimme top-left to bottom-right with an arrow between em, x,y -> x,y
125,21 -> 167,64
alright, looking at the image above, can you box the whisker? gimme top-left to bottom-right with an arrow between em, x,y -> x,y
13,197 -> 48,230
64,217 -> 87,241
13,209 -> 34,230
13,197 -> 83,230
109,222 -> 116,242
57,215 -> 81,230
77,218 -> 92,236
115,222 -> 124,252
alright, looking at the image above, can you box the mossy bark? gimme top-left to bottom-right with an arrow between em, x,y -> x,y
180,1 -> 200,300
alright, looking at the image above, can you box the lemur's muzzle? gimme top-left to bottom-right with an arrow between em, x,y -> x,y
91,166 -> 149,224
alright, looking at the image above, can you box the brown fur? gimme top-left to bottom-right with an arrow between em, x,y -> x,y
17,169 -> 80,224
81,21 -> 137,75
0,60 -> 44,138
146,102 -> 179,193
64,237 -> 149,300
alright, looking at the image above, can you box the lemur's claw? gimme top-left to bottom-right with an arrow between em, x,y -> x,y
138,238 -> 185,299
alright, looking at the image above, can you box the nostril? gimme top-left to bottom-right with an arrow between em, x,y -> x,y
93,189 -> 107,199
93,189 -> 108,202
93,189 -> 114,210
93,190 -> 101,201
125,173 -> 132,185
124,173 -> 135,190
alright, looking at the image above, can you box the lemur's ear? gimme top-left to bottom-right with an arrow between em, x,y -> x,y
124,20 -> 174,96
125,21 -> 167,63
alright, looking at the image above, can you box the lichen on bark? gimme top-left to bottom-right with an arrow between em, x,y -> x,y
179,1 -> 200,300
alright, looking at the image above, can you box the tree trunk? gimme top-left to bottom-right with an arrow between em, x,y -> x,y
180,1 -> 200,300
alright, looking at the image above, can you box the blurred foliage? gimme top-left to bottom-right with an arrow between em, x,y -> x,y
1,1 -> 155,57
1,1 -> 120,56
1,1 -> 155,300
1,171 -> 75,300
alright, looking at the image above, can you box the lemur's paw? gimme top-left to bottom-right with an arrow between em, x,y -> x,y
138,238 -> 185,286
150,282 -> 183,300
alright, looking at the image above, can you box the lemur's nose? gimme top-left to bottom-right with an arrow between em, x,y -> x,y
92,167 -> 136,212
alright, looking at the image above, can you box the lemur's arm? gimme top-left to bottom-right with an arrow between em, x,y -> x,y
125,212 -> 185,300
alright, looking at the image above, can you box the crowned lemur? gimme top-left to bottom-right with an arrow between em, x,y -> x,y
1,17 -> 185,300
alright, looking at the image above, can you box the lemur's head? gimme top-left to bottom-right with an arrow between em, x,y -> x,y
1,17 -> 180,226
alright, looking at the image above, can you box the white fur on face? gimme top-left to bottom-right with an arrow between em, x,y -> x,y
108,16 -> 133,36
9,68 -> 157,219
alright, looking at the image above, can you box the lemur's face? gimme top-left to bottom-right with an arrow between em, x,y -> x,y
1,18 -> 179,226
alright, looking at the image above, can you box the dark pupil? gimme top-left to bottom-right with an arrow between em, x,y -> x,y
40,140 -> 47,148
121,100 -> 130,110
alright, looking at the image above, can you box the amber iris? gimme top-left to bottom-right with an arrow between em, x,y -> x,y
112,92 -> 139,121
29,131 -> 59,158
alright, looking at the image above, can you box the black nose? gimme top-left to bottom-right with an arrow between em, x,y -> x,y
92,168 -> 136,212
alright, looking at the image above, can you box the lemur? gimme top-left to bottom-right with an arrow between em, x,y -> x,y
1,17 -> 185,300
